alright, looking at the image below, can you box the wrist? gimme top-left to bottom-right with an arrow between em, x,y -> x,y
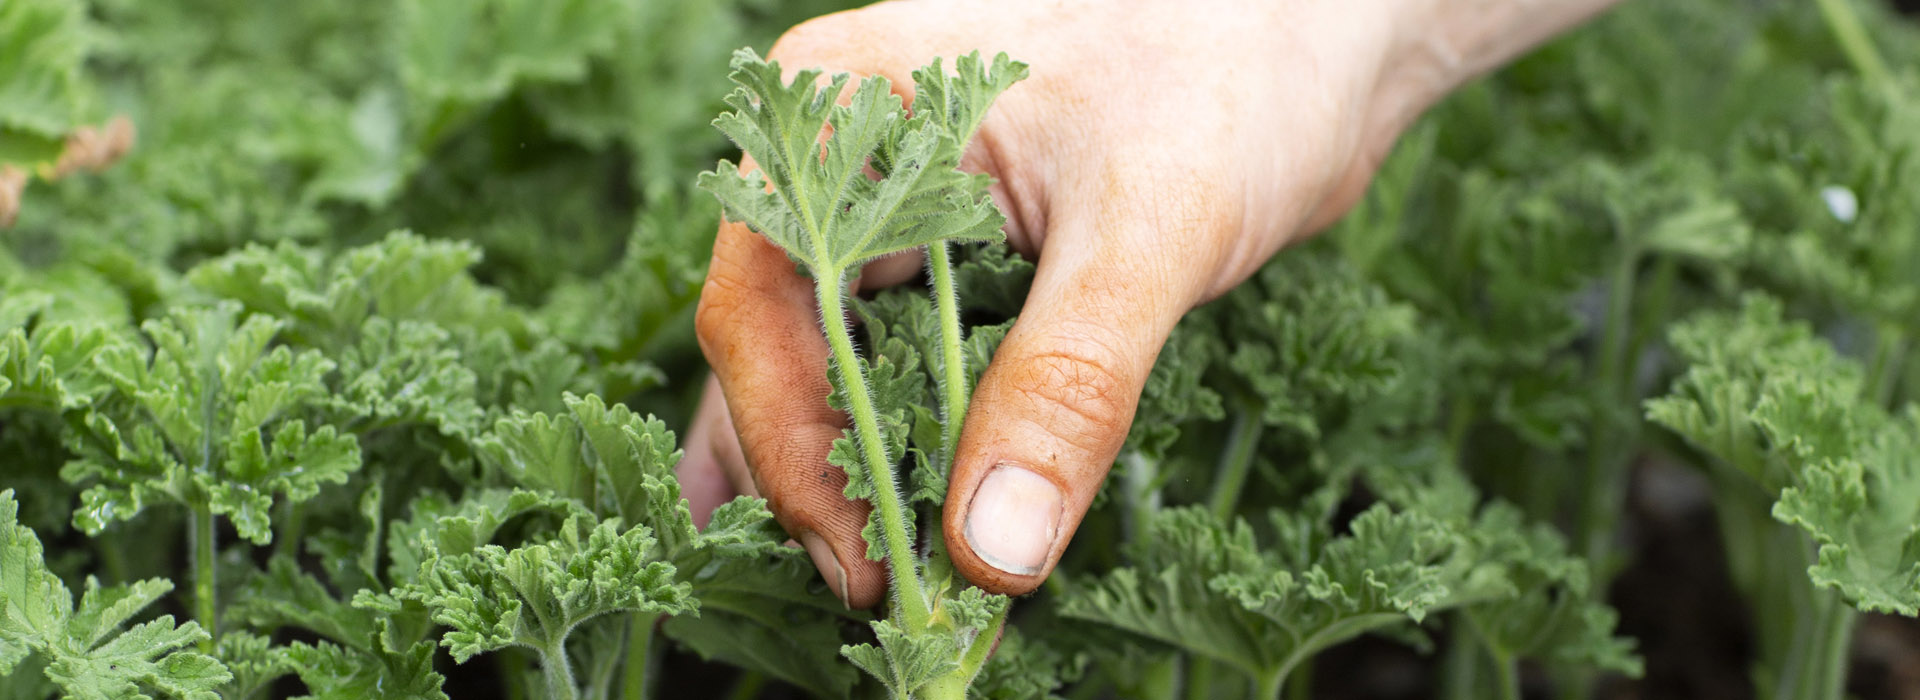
1370,0 -> 1623,127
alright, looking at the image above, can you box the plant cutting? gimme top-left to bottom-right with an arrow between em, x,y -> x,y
697,47 -> 1028,699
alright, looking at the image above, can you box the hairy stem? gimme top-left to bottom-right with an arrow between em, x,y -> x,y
955,604 -> 1009,681
1284,663 -> 1314,700
1867,326 -> 1909,408
621,613 -> 658,700
1183,657 -> 1213,700
1208,410 -> 1264,520
1121,452 -> 1161,548
1441,621 -> 1483,700
1815,0 -> 1892,88
191,505 -> 218,651
928,242 -> 971,458
1578,247 -> 1642,579
816,269 -> 930,623
1256,667 -> 1287,700
541,638 -> 579,700
1493,651 -> 1520,700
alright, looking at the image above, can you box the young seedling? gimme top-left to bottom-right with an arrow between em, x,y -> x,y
698,48 -> 1027,699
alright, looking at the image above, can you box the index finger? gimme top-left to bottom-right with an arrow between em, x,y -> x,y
694,202 -> 888,609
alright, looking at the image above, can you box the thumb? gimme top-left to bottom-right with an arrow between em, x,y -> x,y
942,185 -> 1229,595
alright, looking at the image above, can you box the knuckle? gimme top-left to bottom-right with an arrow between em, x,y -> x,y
1010,336 -> 1138,453
692,283 -> 736,355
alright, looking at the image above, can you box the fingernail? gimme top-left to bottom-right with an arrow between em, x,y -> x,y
799,533 -> 851,609
963,464 -> 1062,576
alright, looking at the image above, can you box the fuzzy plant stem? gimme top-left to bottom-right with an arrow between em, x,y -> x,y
1256,667 -> 1288,700
1284,664 -> 1314,700
620,613 -> 659,700
928,242 -> 971,455
540,638 -> 578,700
816,270 -> 931,623
1816,0 -> 1892,89
1183,658 -> 1214,700
725,671 -> 766,700
1208,409 -> 1264,521
1578,245 -> 1643,579
191,505 -> 218,651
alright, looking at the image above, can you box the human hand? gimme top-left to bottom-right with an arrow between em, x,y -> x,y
677,0 -> 1618,607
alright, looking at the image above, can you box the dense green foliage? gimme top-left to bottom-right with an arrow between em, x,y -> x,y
2,0 -> 1918,699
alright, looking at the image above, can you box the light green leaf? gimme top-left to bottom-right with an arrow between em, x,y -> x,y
0,491 -> 232,699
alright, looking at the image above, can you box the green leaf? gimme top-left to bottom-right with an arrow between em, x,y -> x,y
474,393 -> 698,555
0,490 -> 232,700
1649,296 -> 1920,613
1059,505 -> 1505,686
279,638 -> 446,700
1772,410 -> 1920,615
663,551 -> 860,700
1460,505 -> 1643,675
842,620 -> 961,699
212,631 -> 292,700
60,303 -> 360,544
324,318 -> 483,439
697,48 -> 1021,272
389,514 -> 694,663
0,0 -> 93,169
0,323 -> 126,411
399,0 -> 628,149
971,629 -> 1076,700
384,488 -> 581,587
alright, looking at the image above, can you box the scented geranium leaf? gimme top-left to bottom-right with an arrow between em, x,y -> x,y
474,393 -> 696,554
1461,505 -> 1642,674
0,323 -> 125,411
390,514 -> 693,663
399,0 -> 627,150
188,232 -> 533,349
1649,296 -> 1920,613
1,491 -> 231,699
384,489 -> 580,586
1126,326 -> 1224,460
842,620 -> 961,699
231,556 -> 378,650
47,616 -> 228,700
698,49 -> 1021,271
952,243 -> 1035,317
305,482 -> 386,597
1733,75 -> 1920,326
1646,295 -> 1871,490
971,629 -> 1075,700
663,550 -> 860,699
540,193 -> 714,359
0,0 -> 92,169
324,318 -> 482,439
0,491 -> 68,674
214,421 -> 359,544
1060,504 -> 1502,688
60,303 -> 360,543
692,496 -> 789,560
1194,248 -> 1419,444
1772,410 -> 1920,615
213,631 -> 291,700
910,52 -> 1030,145
279,638 -> 446,700
519,0 -> 745,186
